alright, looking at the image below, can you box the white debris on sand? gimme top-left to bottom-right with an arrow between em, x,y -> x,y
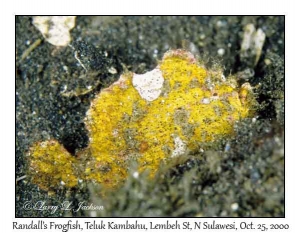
33,16 -> 76,46
240,24 -> 266,66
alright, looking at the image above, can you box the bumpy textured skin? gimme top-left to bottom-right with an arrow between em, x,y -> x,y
27,140 -> 78,190
27,50 -> 256,191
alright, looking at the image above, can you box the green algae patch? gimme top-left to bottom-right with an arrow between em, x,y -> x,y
26,49 -> 256,191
